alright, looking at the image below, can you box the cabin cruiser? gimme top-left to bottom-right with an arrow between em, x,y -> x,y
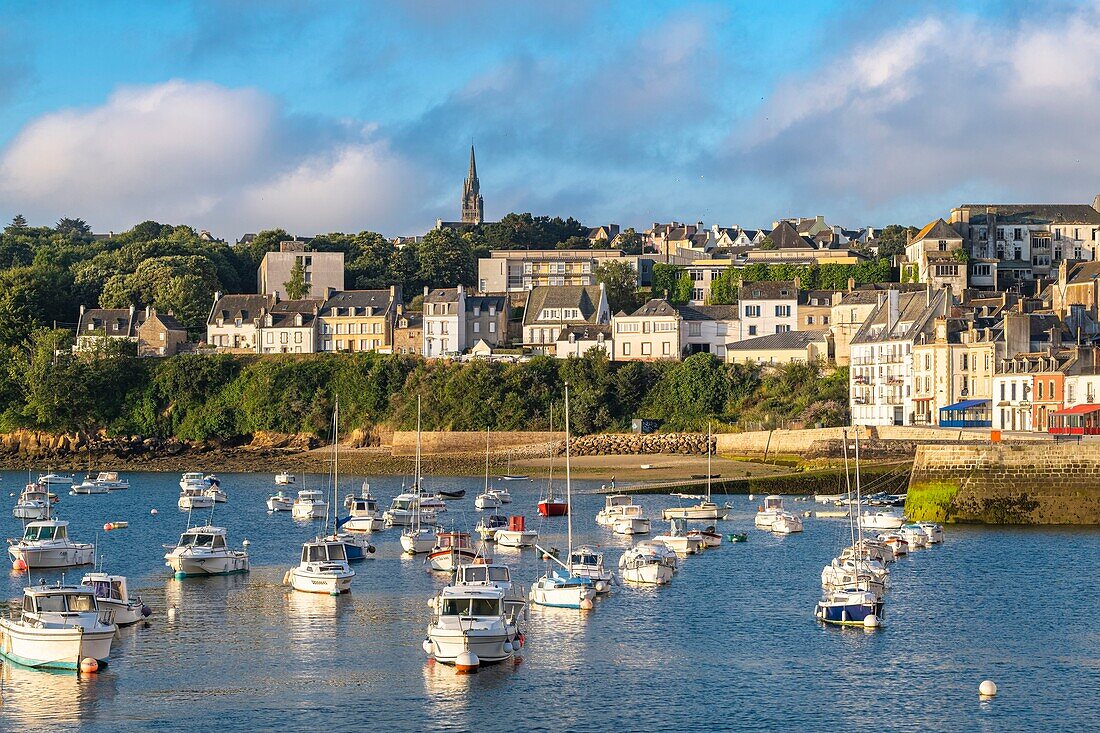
612,511 -> 651,535
475,514 -> 508,541
899,524 -> 931,549
424,585 -> 517,666
859,510 -> 905,531
0,583 -> 116,669
341,494 -> 383,532
914,522 -> 944,544
275,471 -> 295,486
568,546 -> 614,593
202,475 -> 227,503
454,559 -> 527,611
418,493 -> 448,512
71,476 -> 110,495
286,538 -> 355,595
596,495 -> 636,526
654,519 -> 703,555
662,497 -> 732,521
771,512 -> 804,534
530,568 -> 596,609
292,489 -> 329,520
428,531 -> 478,572
487,487 -> 512,504
474,491 -> 503,511
164,525 -> 250,578
494,516 -> 539,548
8,520 -> 95,569
383,494 -> 437,527
179,472 -> 206,491
266,490 -> 294,512
845,539 -> 893,565
89,472 -> 129,490
81,573 -> 151,626
37,473 -> 75,491
178,482 -> 214,511
754,495 -> 788,530
815,588 -> 884,627
13,486 -> 50,521
619,543 -> 675,585
876,533 -> 909,558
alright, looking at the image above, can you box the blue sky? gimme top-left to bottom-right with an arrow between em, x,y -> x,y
1,0 -> 1097,237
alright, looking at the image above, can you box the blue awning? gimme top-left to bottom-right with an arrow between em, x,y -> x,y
939,398 -> 991,412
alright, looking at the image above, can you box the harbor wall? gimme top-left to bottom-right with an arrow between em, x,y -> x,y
906,443 -> 1100,524
390,431 -> 564,457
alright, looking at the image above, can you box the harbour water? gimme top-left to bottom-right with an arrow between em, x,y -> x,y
2,471 -> 1098,731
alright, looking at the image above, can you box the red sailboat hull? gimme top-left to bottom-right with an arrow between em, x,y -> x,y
537,500 -> 568,517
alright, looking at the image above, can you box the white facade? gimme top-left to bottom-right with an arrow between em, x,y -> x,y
423,285 -> 466,358
739,297 -> 797,339
991,373 -> 1033,432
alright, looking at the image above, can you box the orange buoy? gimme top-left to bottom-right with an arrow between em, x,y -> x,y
103,523 -> 112,531
454,650 -> 479,674
12,558 -> 27,572
80,658 -> 99,674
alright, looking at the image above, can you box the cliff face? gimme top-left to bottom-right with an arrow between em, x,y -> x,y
906,443 -> 1100,524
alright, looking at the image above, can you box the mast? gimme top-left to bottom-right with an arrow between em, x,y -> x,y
854,429 -> 864,546
706,421 -> 712,501
331,397 -> 339,535
484,425 -> 490,495
414,396 -> 422,533
547,406 -> 555,501
565,384 -> 573,556
842,429 -> 855,548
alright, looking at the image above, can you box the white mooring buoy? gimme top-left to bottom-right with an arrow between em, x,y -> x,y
979,680 -> 997,698
863,614 -> 881,629
167,606 -> 178,621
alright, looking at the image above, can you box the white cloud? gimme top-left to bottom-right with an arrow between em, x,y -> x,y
0,80 -> 427,236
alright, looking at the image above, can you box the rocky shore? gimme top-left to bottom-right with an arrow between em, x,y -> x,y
567,433 -> 714,456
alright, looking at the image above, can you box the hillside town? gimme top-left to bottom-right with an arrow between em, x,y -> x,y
69,148 -> 1100,437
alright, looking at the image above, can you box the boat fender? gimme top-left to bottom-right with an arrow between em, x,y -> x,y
80,658 -> 99,674
141,605 -> 152,618
367,545 -> 376,554
150,509 -> 158,515
282,571 -> 292,586
12,558 -> 27,572
979,680 -> 997,698
503,642 -> 513,654
422,640 -> 433,656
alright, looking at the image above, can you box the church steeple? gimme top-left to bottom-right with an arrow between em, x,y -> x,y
461,145 -> 484,225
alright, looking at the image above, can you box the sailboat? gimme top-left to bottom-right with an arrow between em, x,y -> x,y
815,430 -> 885,628
401,397 -> 437,554
286,400 -> 356,595
499,450 -> 529,481
475,426 -> 504,510
661,423 -> 731,520
530,383 -> 597,610
537,408 -> 567,517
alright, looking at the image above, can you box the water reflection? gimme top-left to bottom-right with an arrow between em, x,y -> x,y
0,660 -> 117,726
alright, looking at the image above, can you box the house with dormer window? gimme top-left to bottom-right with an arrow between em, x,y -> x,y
258,299 -> 322,354
522,284 -> 610,355
318,286 -> 401,353
206,293 -> 275,352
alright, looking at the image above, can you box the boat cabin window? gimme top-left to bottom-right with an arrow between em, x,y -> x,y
461,567 -> 487,583
608,496 -> 630,507
211,535 -> 226,549
36,594 -> 68,612
441,597 -> 501,617
304,543 -> 347,562
572,554 -> 599,565
179,533 -> 216,547
392,498 -> 413,510
24,524 -> 62,541
68,594 -> 96,612
327,543 -> 347,561
89,580 -> 123,601
488,567 -> 509,582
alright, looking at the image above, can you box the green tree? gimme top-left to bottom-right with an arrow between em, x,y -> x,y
708,269 -> 739,304
873,225 -> 916,258
6,214 -> 27,233
284,258 -> 309,299
614,227 -> 644,255
418,227 -> 474,287
670,271 -> 693,305
757,235 -> 776,250
593,260 -> 640,313
55,218 -> 91,237
651,263 -> 683,300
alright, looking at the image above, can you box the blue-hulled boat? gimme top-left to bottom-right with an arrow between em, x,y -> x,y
815,589 -> 884,626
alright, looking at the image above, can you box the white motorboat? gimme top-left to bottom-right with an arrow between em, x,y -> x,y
400,526 -> 436,555
93,472 -> 129,490
654,519 -> 703,556
37,473 -> 75,490
428,531 -> 479,571
772,512 -> 804,534
475,491 -> 503,510
178,483 -> 214,511
618,543 -> 675,585
859,510 -> 905,530
476,514 -> 508,541
286,538 -> 355,595
275,471 -> 295,486
343,494 -> 383,532
292,489 -> 329,520
179,471 -> 206,491
164,525 -> 250,578
754,495 -> 787,529
899,524 -> 932,548
81,572 -> 151,626
845,539 -> 893,564
424,585 -> 516,666
454,559 -> 528,621
418,493 -> 448,512
530,387 -> 596,611
662,424 -> 732,521
13,486 -> 50,521
612,513 -> 651,535
0,583 -> 116,670
203,475 -> 227,503
915,522 -> 944,544
494,516 -> 538,548
71,476 -> 110,495
596,494 -> 636,526
693,524 -> 723,547
8,520 -> 95,569
568,545 -> 614,593
487,487 -> 512,504
267,490 -> 294,512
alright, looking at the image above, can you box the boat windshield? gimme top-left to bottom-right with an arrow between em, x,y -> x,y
304,543 -> 346,562
22,491 -> 47,502
391,498 -> 413,510
88,580 -> 124,601
488,567 -> 510,582
179,533 -> 220,548
461,567 -> 487,583
23,525 -> 61,541
572,554 -> 600,566
441,597 -> 501,617
34,592 -> 96,613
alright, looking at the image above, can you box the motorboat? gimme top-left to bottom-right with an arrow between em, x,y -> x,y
13,486 -> 50,521
618,543 -> 675,585
612,512 -> 651,536
500,474 -> 528,482
81,572 -> 151,626
754,495 -> 787,529
401,526 -> 438,555
771,512 -> 804,534
428,531 -> 478,572
568,546 -> 614,593
37,473 -> 75,491
476,514 -> 508,541
341,494 -> 383,533
266,490 -> 294,512
815,588 -> 884,627
537,412 -> 567,517
8,520 -> 95,569
475,491 -> 503,511
453,558 -> 528,630
487,487 -> 512,504
202,475 -> 227,503
494,516 -> 538,548
899,524 -> 931,548
596,495 -> 636,526
693,525 -> 723,548
654,519 -> 703,556
178,484 -> 214,511
530,387 -> 596,611
286,538 -> 355,595
0,583 -> 116,670
163,525 -> 250,578
424,585 -> 516,666
292,489 -> 328,520
859,510 -> 905,531
71,476 -> 110,495
915,522 -> 944,544
844,539 -> 893,564
663,424 -> 732,521
383,494 -> 436,527
418,493 -> 448,512
93,472 -> 129,490
438,489 -> 466,500
275,471 -> 295,486
179,472 -> 206,491
876,533 -> 909,558
334,531 -> 375,561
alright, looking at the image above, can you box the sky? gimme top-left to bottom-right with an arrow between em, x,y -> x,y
1,0 -> 1099,239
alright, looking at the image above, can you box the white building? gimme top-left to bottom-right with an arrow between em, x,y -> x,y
522,284 -> 610,356
739,279 -> 800,339
555,325 -> 613,359
423,285 -> 466,358
258,300 -> 322,354
206,293 -> 274,352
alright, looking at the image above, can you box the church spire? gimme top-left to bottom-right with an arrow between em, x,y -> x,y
461,145 -> 484,225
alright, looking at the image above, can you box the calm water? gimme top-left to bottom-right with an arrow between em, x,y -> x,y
1,470 -> 1098,732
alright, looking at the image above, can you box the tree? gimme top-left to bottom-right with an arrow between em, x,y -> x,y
418,227 -> 474,287
758,235 -> 776,250
593,260 -> 640,313
284,258 -> 309,299
670,272 -> 693,305
651,264 -> 683,300
874,224 -> 915,259
708,268 -> 739,304
55,218 -> 91,237
7,214 -> 27,233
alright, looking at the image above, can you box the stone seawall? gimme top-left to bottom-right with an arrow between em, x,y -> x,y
390,431 -> 564,457
906,443 -> 1100,524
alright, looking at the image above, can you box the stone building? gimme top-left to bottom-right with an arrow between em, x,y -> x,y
258,240 -> 344,300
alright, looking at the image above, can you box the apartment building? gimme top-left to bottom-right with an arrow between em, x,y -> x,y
522,284 -> 610,356
477,249 -> 653,292
318,287 -> 400,353
258,240 -> 344,299
739,280 -> 800,338
613,300 -> 681,361
257,299 -> 322,354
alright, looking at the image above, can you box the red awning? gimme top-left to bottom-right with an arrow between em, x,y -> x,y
1051,404 -> 1100,416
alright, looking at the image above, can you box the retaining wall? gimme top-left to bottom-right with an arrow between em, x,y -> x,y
390,431 -> 564,457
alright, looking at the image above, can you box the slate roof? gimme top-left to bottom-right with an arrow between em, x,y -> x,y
322,289 -> 397,316
850,289 -> 950,345
267,299 -> 323,327
959,204 -> 1100,225
523,285 -> 603,325
768,222 -> 816,250
78,308 -> 141,337
148,311 -> 186,332
740,280 -> 799,300
208,294 -> 275,325
679,304 -> 740,321
726,330 -> 828,351
557,324 -> 612,341
465,294 -> 508,314
629,299 -> 679,317
425,287 -> 461,303
1063,261 -> 1100,285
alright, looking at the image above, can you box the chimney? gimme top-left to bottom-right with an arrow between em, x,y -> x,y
887,289 -> 900,331
793,276 -> 801,291
847,277 -> 855,292
457,284 -> 465,297
390,284 -> 402,305
79,304 -> 85,317
423,285 -> 429,299
145,305 -> 152,319
214,291 -> 222,303
696,221 -> 703,232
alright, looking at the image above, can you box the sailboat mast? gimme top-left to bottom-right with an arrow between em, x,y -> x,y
854,429 -> 864,546
706,421 -> 712,501
332,398 -> 339,533
565,384 -> 572,555
414,396 -> 422,532
842,429 -> 855,547
484,425 -> 489,494
547,406 -> 555,500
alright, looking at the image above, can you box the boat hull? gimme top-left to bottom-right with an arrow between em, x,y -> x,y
612,517 -> 651,535
426,629 -> 513,664
537,501 -> 568,517
12,505 -> 49,521
530,581 -> 595,609
662,506 -> 730,521
97,598 -> 150,627
289,568 -> 354,595
620,562 -> 673,585
178,496 -> 214,510
401,533 -> 436,554
428,548 -> 478,571
493,529 -> 538,548
8,544 -> 94,569
0,619 -> 115,669
266,499 -> 293,512
815,599 -> 885,626
166,551 -> 250,578
342,516 -> 383,533
291,503 -> 328,520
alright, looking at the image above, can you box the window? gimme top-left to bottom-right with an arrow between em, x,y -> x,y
641,342 -> 652,356
1014,228 -> 1022,241
1011,382 -> 1017,401
662,342 -> 670,355
692,288 -> 704,301
938,240 -> 947,251
489,322 -> 496,333
1038,381 -> 1044,400
775,325 -> 790,333
745,305 -> 761,318
622,342 -> 631,356
294,332 -> 302,344
960,354 -> 968,371
473,322 -> 480,333
748,325 -> 757,336
473,306 -> 481,317
265,332 -> 273,344
775,305 -> 791,317
806,316 -> 815,325
280,332 -> 289,344
687,322 -> 701,337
